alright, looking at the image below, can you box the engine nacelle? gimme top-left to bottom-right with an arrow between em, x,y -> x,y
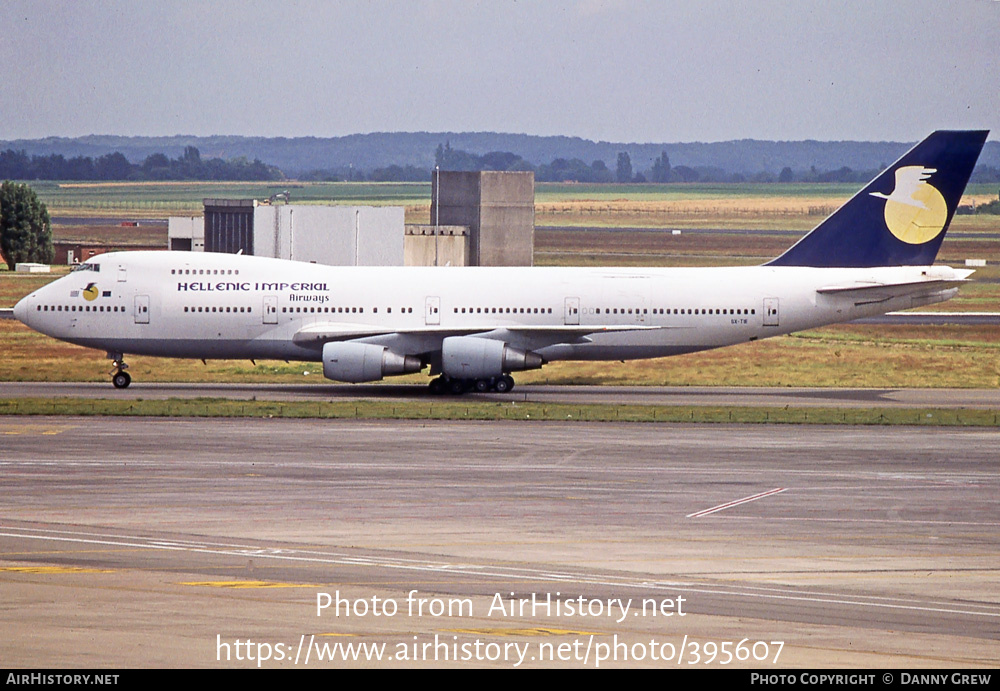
441,336 -> 543,379
322,342 -> 422,383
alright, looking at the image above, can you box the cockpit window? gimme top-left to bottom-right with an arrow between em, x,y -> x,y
71,263 -> 100,273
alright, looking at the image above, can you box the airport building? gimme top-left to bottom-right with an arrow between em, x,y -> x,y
403,225 -> 470,267
165,170 -> 535,267
430,171 -> 534,266
175,199 -> 406,266
54,241 -> 163,265
252,202 -> 404,266
167,216 -> 204,252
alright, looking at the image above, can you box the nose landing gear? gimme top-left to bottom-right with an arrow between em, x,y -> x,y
108,352 -> 131,389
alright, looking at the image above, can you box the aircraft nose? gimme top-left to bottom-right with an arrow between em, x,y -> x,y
13,296 -> 29,326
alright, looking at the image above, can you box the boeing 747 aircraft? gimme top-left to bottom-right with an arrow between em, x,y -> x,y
13,130 -> 988,394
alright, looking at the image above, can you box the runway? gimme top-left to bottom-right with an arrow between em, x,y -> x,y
3,381 -> 1000,409
2,418 -> 998,667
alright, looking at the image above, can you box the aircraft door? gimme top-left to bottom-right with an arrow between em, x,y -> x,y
134,295 -> 150,324
425,296 -> 440,325
564,297 -> 580,325
763,298 -> 779,327
263,296 -> 278,324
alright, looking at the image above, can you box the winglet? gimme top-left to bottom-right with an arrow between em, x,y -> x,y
768,130 -> 989,268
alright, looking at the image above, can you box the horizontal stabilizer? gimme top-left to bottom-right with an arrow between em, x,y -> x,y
817,271 -> 972,303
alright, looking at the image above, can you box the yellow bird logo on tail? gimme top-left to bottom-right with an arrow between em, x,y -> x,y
869,166 -> 947,245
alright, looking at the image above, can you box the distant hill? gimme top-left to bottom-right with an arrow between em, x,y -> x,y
2,132 -> 998,177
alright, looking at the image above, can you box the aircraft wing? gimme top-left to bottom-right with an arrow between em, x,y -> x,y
292,322 -> 667,350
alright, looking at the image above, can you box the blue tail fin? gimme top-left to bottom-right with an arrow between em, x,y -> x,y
768,130 -> 988,268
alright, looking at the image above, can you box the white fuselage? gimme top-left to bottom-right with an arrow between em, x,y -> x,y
15,251 -> 965,370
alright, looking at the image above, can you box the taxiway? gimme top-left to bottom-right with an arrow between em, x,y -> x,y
1,418 -> 998,667
3,381 -> 1000,409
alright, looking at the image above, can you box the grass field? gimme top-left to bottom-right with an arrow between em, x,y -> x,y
31,179 -> 1000,226
2,179 -> 999,390
2,306 -> 998,389
1,396 -> 997,426
31,180 -> 433,217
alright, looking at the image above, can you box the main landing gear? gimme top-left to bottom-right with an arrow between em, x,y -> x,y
428,374 -> 515,395
108,352 -> 131,389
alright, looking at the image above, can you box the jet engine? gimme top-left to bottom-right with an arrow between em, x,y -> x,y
322,342 -> 422,383
441,336 -> 543,380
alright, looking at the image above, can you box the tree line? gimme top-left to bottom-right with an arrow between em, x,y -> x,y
427,143 -> 896,184
0,146 -> 282,182
4,140 -> 999,186
428,143 -> 712,183
432,144 -> 1000,185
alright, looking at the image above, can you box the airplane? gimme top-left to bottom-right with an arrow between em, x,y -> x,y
12,130 -> 988,394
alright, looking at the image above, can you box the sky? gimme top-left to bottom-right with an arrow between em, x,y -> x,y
1,0 -> 998,143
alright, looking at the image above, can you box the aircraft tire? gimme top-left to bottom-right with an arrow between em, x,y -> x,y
494,375 -> 514,394
474,378 -> 491,393
112,371 -> 132,389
